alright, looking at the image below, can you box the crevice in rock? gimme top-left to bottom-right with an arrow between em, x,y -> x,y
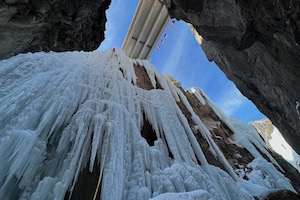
133,63 -> 155,90
155,76 -> 163,90
290,18 -> 300,45
65,160 -> 101,200
141,114 -> 158,146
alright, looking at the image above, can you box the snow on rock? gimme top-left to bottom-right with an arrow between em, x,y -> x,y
198,88 -> 282,169
189,88 -> 206,106
230,120 -> 283,171
186,88 -> 299,193
246,157 -> 296,193
269,127 -> 300,169
0,49 -> 297,200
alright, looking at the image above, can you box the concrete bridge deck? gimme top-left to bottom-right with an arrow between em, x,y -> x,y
122,0 -> 170,60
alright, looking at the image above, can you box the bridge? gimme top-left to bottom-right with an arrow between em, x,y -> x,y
122,0 -> 170,60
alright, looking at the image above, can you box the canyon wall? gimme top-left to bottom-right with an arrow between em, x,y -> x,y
163,0 -> 300,154
0,0 -> 111,59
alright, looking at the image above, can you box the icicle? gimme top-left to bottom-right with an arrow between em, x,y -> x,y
0,49 -> 294,200
189,87 -> 206,105
230,120 -> 284,172
246,157 -> 296,193
200,88 -> 287,175
173,86 -> 238,180
199,88 -> 237,132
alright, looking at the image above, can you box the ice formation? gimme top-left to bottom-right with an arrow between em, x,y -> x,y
0,49 -> 296,199
268,126 -> 300,169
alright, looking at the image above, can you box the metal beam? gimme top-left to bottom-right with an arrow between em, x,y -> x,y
122,0 -> 147,51
129,0 -> 159,58
122,0 -> 170,60
137,3 -> 168,59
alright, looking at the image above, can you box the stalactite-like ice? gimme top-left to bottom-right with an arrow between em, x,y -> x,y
193,88 -> 296,193
197,88 -> 283,170
189,87 -> 206,105
0,49 -> 296,200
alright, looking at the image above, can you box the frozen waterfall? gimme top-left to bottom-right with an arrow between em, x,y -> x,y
0,49 -> 296,200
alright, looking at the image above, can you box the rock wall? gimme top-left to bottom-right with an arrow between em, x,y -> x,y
163,0 -> 300,154
0,0 -> 111,59
265,189 -> 300,200
251,118 -> 274,147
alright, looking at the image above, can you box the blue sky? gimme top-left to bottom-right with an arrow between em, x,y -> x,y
98,0 -> 265,123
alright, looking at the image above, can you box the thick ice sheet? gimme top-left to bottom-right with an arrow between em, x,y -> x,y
0,49 -> 295,200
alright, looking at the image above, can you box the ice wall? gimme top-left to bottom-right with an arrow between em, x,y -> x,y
0,49 -> 295,200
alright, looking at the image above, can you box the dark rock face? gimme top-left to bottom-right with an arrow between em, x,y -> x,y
264,189 -> 300,200
163,0 -> 300,154
271,152 -> 300,194
0,0 -> 111,59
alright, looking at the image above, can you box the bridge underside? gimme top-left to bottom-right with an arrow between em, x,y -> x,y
122,0 -> 170,60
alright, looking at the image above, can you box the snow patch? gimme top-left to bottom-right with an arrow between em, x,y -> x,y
269,126 -> 300,169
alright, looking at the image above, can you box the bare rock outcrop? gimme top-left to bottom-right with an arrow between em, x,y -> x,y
0,0 -> 111,59
251,118 -> 274,147
163,0 -> 300,154
264,189 -> 300,200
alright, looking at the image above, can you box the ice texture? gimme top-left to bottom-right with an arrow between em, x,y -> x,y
199,89 -> 283,170
189,88 -> 206,105
149,189 -> 213,200
0,49 -> 296,200
268,126 -> 300,169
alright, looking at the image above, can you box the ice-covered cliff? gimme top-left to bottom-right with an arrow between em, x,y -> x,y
0,49 -> 298,200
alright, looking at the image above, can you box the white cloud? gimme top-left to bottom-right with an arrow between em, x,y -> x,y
215,84 -> 245,116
